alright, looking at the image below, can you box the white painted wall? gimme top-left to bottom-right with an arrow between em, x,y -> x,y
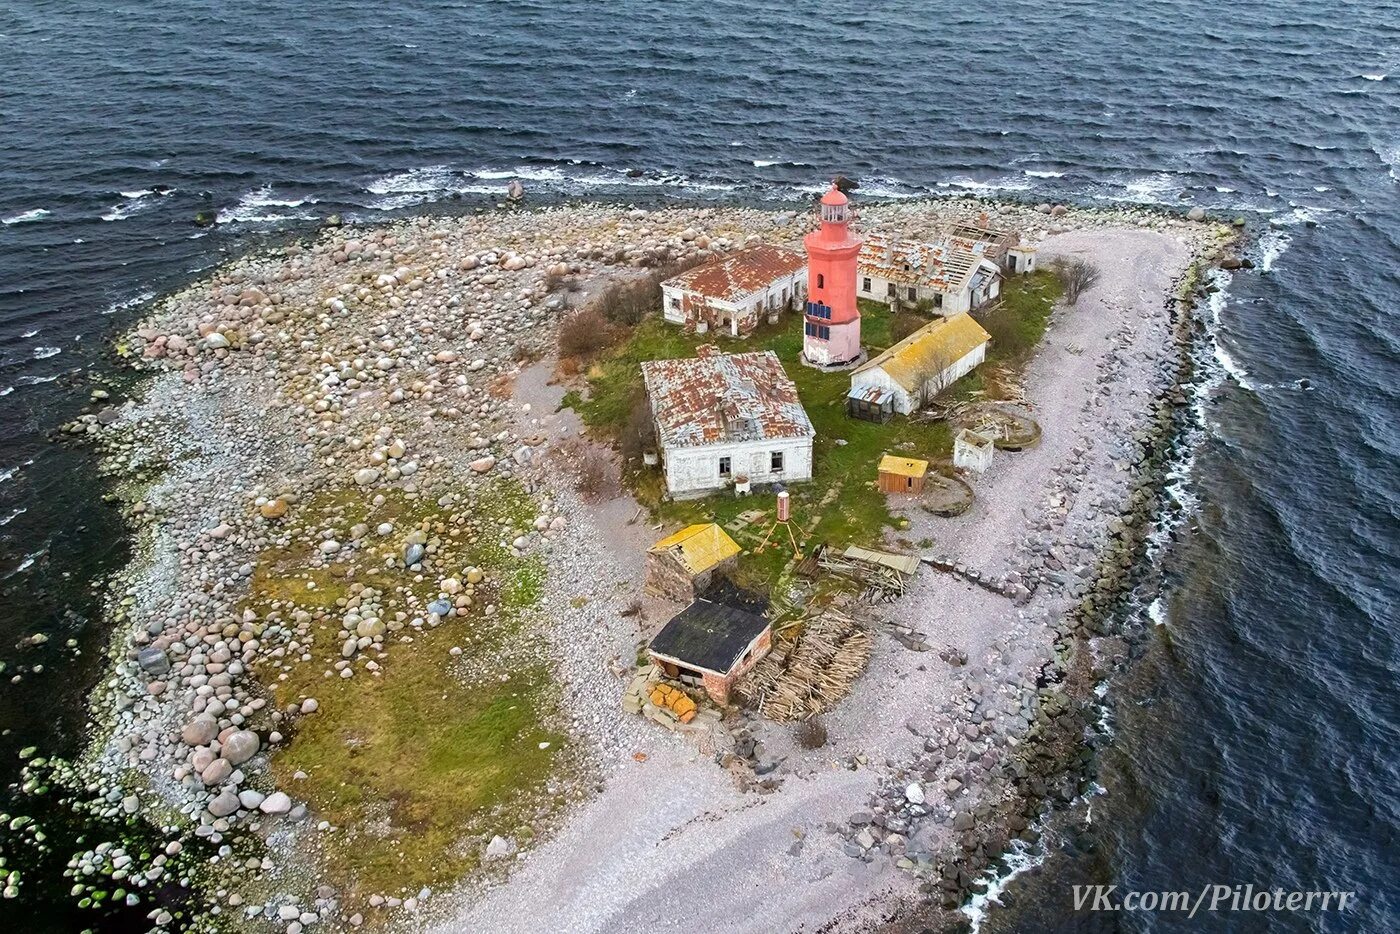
661,436 -> 813,498
661,270 -> 807,333
857,272 -> 972,315
850,342 -> 987,416
954,432 -> 995,473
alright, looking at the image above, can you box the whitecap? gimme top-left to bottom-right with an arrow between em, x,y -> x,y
1255,229 -> 1291,272
0,386 -> 11,398
1023,169 -> 1065,178
102,188 -> 170,222
21,329 -> 38,338
217,185 -> 319,224
2,208 -> 50,225
941,175 -> 1032,193
1147,596 -> 1168,626
1361,73 -> 1387,81
0,507 -> 25,527
32,346 -> 61,360
102,290 -> 155,315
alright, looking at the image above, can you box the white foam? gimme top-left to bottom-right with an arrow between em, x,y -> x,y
101,187 -> 172,222
1256,229 -> 1291,273
32,346 -> 61,360
1023,169 -> 1065,178
217,185 -> 319,223
2,208 -> 50,225
1147,596 -> 1168,627
1375,143 -> 1399,181
21,329 -> 38,338
102,290 -> 156,315
0,507 -> 25,527
962,837 -> 1047,932
940,175 -> 1033,193
1270,204 -> 1332,227
1361,73 -> 1387,81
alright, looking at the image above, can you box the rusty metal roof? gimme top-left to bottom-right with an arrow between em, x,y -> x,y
642,349 -> 815,449
663,244 -> 806,303
858,233 -> 996,294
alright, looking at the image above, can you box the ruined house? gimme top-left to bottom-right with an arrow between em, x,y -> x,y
856,232 -> 1002,315
848,313 -> 991,418
641,347 -> 815,498
647,598 -> 773,705
645,523 -> 741,604
954,428 -> 996,473
660,244 -> 807,337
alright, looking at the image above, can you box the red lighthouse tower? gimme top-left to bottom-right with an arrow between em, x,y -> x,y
802,184 -> 864,367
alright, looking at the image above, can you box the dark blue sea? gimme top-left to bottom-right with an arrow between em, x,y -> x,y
1,1 -> 1396,930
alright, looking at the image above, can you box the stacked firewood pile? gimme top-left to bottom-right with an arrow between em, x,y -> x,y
739,611 -> 871,722
816,552 -> 907,603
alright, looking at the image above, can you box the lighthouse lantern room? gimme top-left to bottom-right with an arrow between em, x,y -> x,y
802,184 -> 864,368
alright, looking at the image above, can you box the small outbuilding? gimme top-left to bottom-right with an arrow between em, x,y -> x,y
877,454 -> 929,494
645,523 -> 742,604
849,313 -> 992,416
647,598 -> 772,705
954,428 -> 996,474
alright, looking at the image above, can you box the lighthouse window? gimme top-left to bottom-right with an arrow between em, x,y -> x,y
817,273 -> 824,289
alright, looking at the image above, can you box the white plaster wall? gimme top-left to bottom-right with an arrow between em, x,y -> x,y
662,284 -> 685,323
851,342 -> 987,416
662,436 -> 813,497
857,272 -> 971,315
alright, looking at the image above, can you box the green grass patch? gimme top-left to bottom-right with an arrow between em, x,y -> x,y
567,308 -> 955,590
974,267 -> 1064,367
247,480 -> 565,899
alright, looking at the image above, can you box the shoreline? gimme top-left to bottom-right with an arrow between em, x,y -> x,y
17,195 -> 1232,931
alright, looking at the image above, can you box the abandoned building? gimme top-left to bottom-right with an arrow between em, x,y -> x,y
660,243 -> 807,337
954,428 -> 996,473
848,312 -> 991,418
950,216 -> 1038,274
647,598 -> 773,705
802,184 -> 865,368
856,232 -> 1002,315
641,346 -> 815,499
645,523 -> 742,604
877,454 -> 929,494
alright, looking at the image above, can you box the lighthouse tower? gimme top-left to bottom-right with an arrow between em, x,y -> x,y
802,184 -> 864,367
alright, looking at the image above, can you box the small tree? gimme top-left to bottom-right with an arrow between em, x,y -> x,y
573,444 -> 619,503
1055,258 -> 1100,305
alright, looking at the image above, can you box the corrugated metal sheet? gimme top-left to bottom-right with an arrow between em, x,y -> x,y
841,545 -> 922,576
663,244 -> 806,303
853,313 -> 990,393
642,350 -> 815,449
649,523 -> 741,574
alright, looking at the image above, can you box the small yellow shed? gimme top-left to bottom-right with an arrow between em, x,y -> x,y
877,455 -> 930,494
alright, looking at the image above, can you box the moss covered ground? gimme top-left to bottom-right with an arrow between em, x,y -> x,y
245,481 -> 567,899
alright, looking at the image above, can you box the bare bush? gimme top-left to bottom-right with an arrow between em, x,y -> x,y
593,256 -> 710,327
558,306 -> 614,358
891,311 -> 927,343
573,444 -> 619,503
543,268 -> 576,294
619,390 -> 656,465
794,716 -> 828,750
1054,258 -> 1101,305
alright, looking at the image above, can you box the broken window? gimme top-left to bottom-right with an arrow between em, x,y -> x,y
908,287 -> 917,301
862,277 -> 871,292
719,456 -> 732,477
817,273 -> 825,289
770,451 -> 784,472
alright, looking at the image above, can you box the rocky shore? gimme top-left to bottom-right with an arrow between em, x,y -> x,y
15,194 -> 1232,932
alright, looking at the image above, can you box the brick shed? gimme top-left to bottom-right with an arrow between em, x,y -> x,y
648,598 -> 772,705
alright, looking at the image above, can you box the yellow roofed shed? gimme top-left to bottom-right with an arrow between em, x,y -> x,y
857,313 -> 991,394
877,455 -> 930,494
649,523 -> 741,575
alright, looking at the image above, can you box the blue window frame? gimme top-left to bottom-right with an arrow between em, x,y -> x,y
806,322 -> 831,340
